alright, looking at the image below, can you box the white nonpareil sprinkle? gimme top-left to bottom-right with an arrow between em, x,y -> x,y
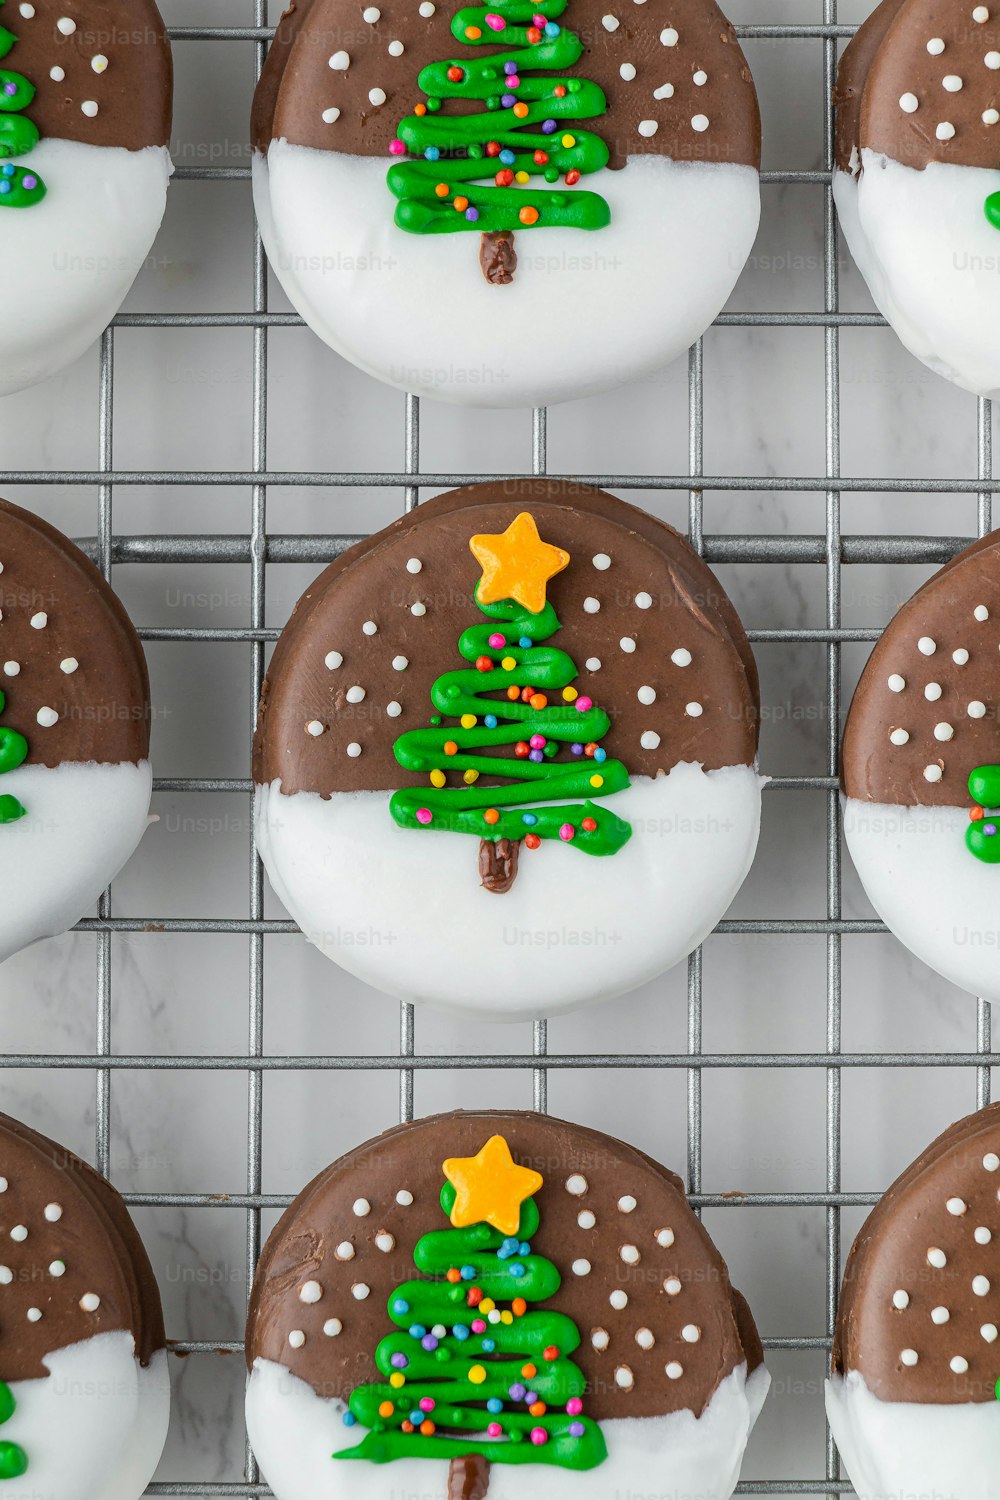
602,13 -> 620,28
899,92 -> 919,112
26,1308 -> 41,1323
406,557 -> 422,573
924,682 -> 942,700
0,1268 -> 10,1285
681,1324 -> 701,1342
953,649 -> 970,665
672,648 -> 692,667
352,1283 -> 370,1300
299,1281 -> 323,1303
56,15 -> 76,33
614,1366 -> 634,1389
392,656 -> 408,671
693,69 -> 707,85
572,1258 -> 591,1276
49,1261 -> 65,1277
363,5 -> 380,18
619,62 -> 636,80
936,121 -> 956,139
691,114 -> 710,131
347,742 -> 362,758
36,708 -> 58,728
326,651 -> 343,669
617,1196 -> 636,1213
396,1189 -> 413,1205
685,701 -> 704,717
386,702 -> 402,718
934,723 -> 954,741
900,1348 -> 919,1366
9,1226 -> 25,1242
330,50 -> 350,68
947,1198 -> 968,1215
638,119 -> 658,137
637,686 -> 656,705
889,729 -> 909,746
985,108 -> 1000,123
335,1242 -> 355,1260
924,764 -> 943,783
654,83 -> 675,99
609,1290 -> 628,1310
50,65 -> 64,81
974,5 -> 990,20
951,1355 -> 969,1373
974,1275 -> 991,1295
578,1209 -> 596,1228
975,604 -> 990,620
19,4 -> 34,15
888,673 -> 905,691
665,1361 -> 683,1379
592,1328 -> 609,1350
892,1289 -> 909,1309
419,2 -> 435,14
288,1330 -> 306,1348
324,1318 -> 343,1336
987,50 -> 1000,67
586,657 -> 601,671
985,1153 -> 1000,1170
661,26 -> 678,44
353,1198 -> 371,1216
583,597 -> 601,614
656,1227 -> 674,1247
976,1226 -> 992,1244
411,602 -> 427,616
322,107 -> 341,124
375,1232 -> 395,1252
969,700 -> 988,718
369,88 -> 387,105
620,637 -> 636,653
346,685 -> 366,703
566,1173 -> 588,1195
931,1306 -> 950,1324
636,1327 -> 655,1348
306,720 -> 325,737
80,1293 -> 100,1312
91,54 -> 108,73
640,731 -> 661,750
3,663 -> 18,677
918,636 -> 936,655
635,591 -> 653,609
593,553 -> 611,570
60,658 -> 78,674
927,36 -> 945,53
30,612 -> 47,629
619,1244 -> 640,1265
983,1324 -> 999,1342
389,41 -> 405,57
927,1247 -> 947,1268
44,1204 -> 62,1222
943,74 -> 964,91
81,100 -> 99,117
664,1276 -> 682,1295
362,620 -> 378,636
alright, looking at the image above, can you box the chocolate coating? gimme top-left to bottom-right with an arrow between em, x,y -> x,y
245,1110 -> 764,1420
833,0 -> 905,172
834,1102 -> 1000,1404
0,498 -> 150,768
4,0 -> 172,150
0,1111 -> 164,1380
842,530 -> 1000,806
255,0 -> 761,171
253,482 -> 759,797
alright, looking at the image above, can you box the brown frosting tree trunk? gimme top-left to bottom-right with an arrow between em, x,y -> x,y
479,837 -> 521,893
448,1455 -> 491,1500
479,230 -> 517,285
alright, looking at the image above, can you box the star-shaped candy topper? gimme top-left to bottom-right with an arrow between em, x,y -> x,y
469,511 -> 570,616
443,1134 -> 544,1236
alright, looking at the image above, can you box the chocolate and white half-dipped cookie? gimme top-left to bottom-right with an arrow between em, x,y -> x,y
251,0 -> 760,406
0,0 -> 173,396
834,0 -> 1000,397
253,482 -> 762,1018
246,1110 -> 769,1500
827,1102 -> 1000,1500
842,530 -> 1000,1004
0,1110 -> 169,1500
0,498 -> 152,964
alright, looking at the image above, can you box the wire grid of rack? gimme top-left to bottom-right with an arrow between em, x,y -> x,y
3,2 -> 999,1496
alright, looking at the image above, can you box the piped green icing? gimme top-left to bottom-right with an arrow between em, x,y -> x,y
967,765 -> 1000,863
0,689 -> 27,824
390,591 -> 631,855
986,191 -> 1000,232
0,3 -> 46,208
387,0 -> 610,236
0,1382 -> 27,1480
335,1180 -> 607,1471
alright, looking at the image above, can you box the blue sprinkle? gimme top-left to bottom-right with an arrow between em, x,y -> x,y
485,714 -> 498,729
423,146 -> 440,161
519,636 -> 532,648
1,163 -> 13,178
409,1411 -> 422,1424
503,1236 -> 519,1253
0,182 -> 9,195
343,1412 -> 357,1427
594,748 -> 607,763
461,1265 -> 476,1280
409,1324 -> 427,1339
519,1242 -> 531,1255
511,1263 -> 526,1278
487,1398 -> 503,1414
499,148 -> 515,165
521,813 -> 538,826
454,1324 -> 470,1341
482,1338 -> 496,1352
392,1299 -> 410,1316
545,20 -> 560,34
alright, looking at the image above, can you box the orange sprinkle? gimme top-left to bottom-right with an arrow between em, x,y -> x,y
522,1363 -> 537,1379
529,1401 -> 547,1417
554,83 -> 567,97
484,808 -> 500,826
444,740 -> 458,755
379,1401 -> 394,1418
507,685 -> 521,701
524,833 -> 541,849
519,205 -> 539,226
414,102 -> 427,115
420,1420 -> 436,1436
402,1420 -> 415,1433
972,805 -> 986,821
529,691 -> 547,708
513,1297 -> 527,1316
447,1267 -> 462,1283
464,23 -> 482,37
513,101 -> 529,118
435,182 -> 449,198
454,195 -> 469,211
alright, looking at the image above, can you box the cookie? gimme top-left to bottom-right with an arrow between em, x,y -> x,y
0,0 -> 173,396
246,1110 -> 769,1500
0,498 -> 152,964
827,1102 -> 1000,1500
835,0 -> 1000,397
251,0 -> 760,407
253,481 -> 762,1018
841,530 -> 1000,1004
0,1110 -> 169,1500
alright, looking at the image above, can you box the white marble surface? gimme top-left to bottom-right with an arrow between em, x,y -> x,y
0,1 -> 997,1495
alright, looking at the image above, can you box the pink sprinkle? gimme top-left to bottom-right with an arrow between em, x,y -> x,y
566,1398 -> 583,1415
472,1318 -> 487,1333
559,823 -> 575,842
575,695 -> 593,712
529,734 -> 546,750
485,11 -> 505,26
389,139 -> 406,155
487,1422 -> 503,1437
416,808 -> 432,825
506,74 -> 520,86
533,12 -> 546,24
488,633 -> 506,648
530,1427 -> 548,1446
419,1397 -> 436,1412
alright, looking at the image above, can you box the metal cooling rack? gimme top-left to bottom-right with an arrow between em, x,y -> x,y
2,3 -> 998,1496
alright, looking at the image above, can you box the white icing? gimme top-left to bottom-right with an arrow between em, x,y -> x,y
247,1357 -> 769,1500
256,145 -> 760,407
0,762 -> 152,965
827,1369 -> 1000,1500
844,796 -> 1000,1004
836,153 -> 1000,398
254,763 -> 763,1018
0,141 -> 171,397
0,1335 -> 168,1500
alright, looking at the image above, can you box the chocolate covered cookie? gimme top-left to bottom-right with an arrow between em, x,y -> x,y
0,0 -> 173,395
0,1110 -> 169,1500
842,530 -> 1000,1004
252,0 -> 760,406
827,1102 -> 1000,1500
835,0 -> 1000,397
0,498 -> 152,964
246,1110 -> 769,1500
253,482 -> 762,1018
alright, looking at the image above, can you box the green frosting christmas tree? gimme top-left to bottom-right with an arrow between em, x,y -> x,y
389,512 -> 632,892
0,688 -> 27,824
336,1134 -> 607,1496
0,0 -> 46,208
386,0 -> 610,281
0,1381 -> 28,1480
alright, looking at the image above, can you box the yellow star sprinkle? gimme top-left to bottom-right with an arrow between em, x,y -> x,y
469,512 -> 570,616
443,1134 -> 544,1236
